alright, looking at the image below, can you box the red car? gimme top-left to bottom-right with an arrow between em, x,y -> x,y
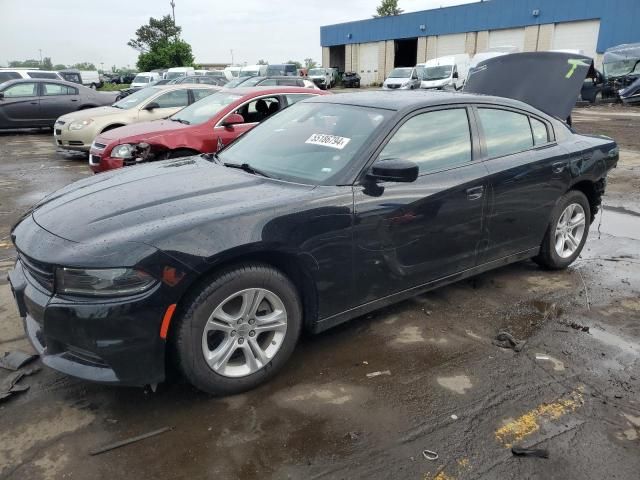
89,87 -> 327,173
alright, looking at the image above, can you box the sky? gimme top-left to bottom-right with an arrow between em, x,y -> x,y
0,0 -> 477,69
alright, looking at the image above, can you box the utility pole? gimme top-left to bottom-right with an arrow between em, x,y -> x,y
170,0 -> 176,23
100,62 -> 104,73
230,49 -> 234,65
38,49 -> 42,66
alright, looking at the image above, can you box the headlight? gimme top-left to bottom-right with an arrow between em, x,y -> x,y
69,119 -> 94,130
111,144 -> 134,159
56,267 -> 156,297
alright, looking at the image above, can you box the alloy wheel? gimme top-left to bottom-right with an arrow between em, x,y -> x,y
201,288 -> 288,378
554,203 -> 586,258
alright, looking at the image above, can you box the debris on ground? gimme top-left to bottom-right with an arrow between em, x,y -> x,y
451,414 -> 459,420
0,366 -> 41,402
366,370 -> 391,378
89,426 -> 173,456
422,449 -> 439,461
345,431 -> 360,441
569,322 -> 590,333
493,331 -> 526,352
511,445 -> 550,458
0,351 -> 38,371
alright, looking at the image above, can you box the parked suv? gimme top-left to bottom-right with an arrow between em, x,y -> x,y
383,67 -> 421,90
0,68 -> 62,83
308,68 -> 333,89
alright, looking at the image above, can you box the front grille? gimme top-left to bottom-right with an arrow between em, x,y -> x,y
55,120 -> 66,126
93,142 -> 107,149
68,141 -> 84,146
387,84 -> 400,89
89,154 -> 101,166
55,129 -> 62,135
19,252 -> 54,292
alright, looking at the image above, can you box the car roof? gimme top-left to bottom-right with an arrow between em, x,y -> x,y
0,78 -> 84,88
306,90 -> 543,115
227,86 -> 325,95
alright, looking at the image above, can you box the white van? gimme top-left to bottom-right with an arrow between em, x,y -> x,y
239,65 -> 268,78
130,72 -> 161,88
417,54 -> 470,90
165,67 -> 195,81
470,46 -> 520,69
223,66 -> 242,80
0,68 -> 62,83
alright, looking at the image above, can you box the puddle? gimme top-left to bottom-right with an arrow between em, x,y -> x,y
593,208 -> 640,241
589,328 -> 640,355
437,375 -> 472,394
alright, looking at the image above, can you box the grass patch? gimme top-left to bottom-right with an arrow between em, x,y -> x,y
98,83 -> 130,92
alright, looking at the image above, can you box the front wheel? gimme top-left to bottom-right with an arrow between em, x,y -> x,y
174,263 -> 302,395
534,190 -> 590,270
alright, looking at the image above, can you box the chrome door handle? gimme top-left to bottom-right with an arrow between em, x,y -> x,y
466,186 -> 484,201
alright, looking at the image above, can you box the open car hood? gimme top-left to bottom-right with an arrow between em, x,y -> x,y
464,52 -> 593,121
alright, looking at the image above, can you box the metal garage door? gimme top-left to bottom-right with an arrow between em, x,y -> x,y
552,20 -> 600,60
436,33 -> 467,56
489,28 -> 525,52
358,43 -> 379,86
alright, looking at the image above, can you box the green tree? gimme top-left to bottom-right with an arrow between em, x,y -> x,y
286,59 -> 302,69
53,64 -> 67,70
9,59 -> 41,68
136,39 -> 194,71
374,0 -> 403,17
304,58 -> 317,69
129,15 -> 194,70
257,59 -> 268,65
71,62 -> 96,70
41,57 -> 53,70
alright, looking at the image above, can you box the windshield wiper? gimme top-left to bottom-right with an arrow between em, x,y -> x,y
223,162 -> 271,178
170,118 -> 191,124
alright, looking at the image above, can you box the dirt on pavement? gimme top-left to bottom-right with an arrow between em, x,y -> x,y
0,105 -> 638,480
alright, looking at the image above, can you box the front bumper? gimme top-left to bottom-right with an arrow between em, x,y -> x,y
88,148 -> 124,173
54,121 -> 96,152
8,259 -> 168,386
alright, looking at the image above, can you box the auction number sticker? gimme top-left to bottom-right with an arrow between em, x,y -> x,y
305,133 -> 351,150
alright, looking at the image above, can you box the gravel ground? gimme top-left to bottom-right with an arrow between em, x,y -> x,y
0,104 -> 638,480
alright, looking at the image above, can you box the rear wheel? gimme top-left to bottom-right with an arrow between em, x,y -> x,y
174,263 -> 302,395
534,190 -> 590,270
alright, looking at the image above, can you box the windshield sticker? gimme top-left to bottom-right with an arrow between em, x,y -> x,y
306,134 -> 351,150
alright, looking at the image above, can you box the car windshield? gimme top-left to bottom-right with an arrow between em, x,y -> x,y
132,75 -> 151,83
239,70 -> 260,77
423,65 -> 453,81
241,77 -> 266,87
112,87 -> 161,109
604,59 -> 640,78
224,77 -> 252,88
308,69 -> 326,76
166,72 -> 186,80
171,92 -> 241,125
218,102 -> 391,185
389,68 -> 412,78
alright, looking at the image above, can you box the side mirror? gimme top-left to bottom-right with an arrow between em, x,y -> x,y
144,102 -> 160,111
221,113 -> 245,128
453,71 -> 459,79
368,158 -> 419,183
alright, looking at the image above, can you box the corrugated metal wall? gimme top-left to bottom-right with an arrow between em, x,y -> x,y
321,0 -> 639,54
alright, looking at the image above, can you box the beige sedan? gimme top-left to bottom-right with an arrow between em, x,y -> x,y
54,84 -> 219,152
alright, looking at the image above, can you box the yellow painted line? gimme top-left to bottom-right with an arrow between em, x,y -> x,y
495,388 -> 584,447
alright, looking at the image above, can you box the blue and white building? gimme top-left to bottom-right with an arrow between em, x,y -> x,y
320,0 -> 640,85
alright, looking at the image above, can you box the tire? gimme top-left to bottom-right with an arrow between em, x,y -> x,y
90,83 -> 97,90
534,190 -> 590,270
165,148 -> 199,159
174,263 -> 302,395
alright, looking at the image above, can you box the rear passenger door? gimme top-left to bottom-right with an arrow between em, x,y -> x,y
39,83 -> 81,121
353,106 -> 489,304
475,106 -> 570,263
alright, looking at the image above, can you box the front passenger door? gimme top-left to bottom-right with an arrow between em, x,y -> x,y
0,82 -> 40,127
353,107 -> 489,305
214,96 -> 282,151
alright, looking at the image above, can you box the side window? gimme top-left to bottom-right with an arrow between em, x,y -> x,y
259,79 -> 277,86
154,89 -> 189,108
530,117 -> 549,145
43,83 -> 76,96
235,96 -> 281,123
478,108 -> 533,158
192,89 -> 215,102
285,94 -> 313,105
27,72 -> 59,79
277,79 -> 299,86
0,72 -> 21,82
379,108 -> 472,174
3,83 -> 37,97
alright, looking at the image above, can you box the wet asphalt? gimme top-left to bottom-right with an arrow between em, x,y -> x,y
0,105 -> 638,480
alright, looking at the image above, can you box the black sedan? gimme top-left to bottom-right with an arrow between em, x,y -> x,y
8,89 -> 617,395
0,79 -> 117,129
342,71 -> 361,88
